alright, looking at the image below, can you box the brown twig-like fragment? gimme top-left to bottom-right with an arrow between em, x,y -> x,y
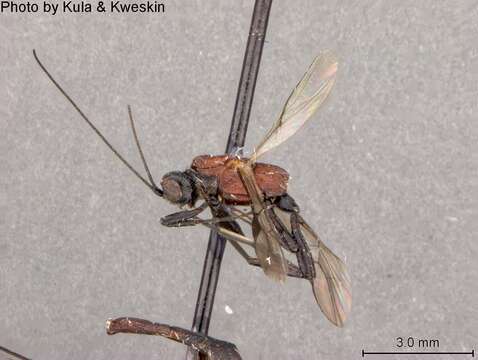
106,317 -> 241,360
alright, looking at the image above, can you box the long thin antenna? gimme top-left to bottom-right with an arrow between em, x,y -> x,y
127,105 -> 163,196
32,50 -> 160,195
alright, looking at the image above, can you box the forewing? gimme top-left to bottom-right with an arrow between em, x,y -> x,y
237,163 -> 288,282
252,214 -> 288,283
252,51 -> 338,161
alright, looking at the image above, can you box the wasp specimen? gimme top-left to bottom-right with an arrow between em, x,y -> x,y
34,50 -> 351,327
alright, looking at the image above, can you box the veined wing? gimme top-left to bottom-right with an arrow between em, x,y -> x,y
299,216 -> 351,327
252,212 -> 288,282
237,163 -> 288,282
311,238 -> 351,327
272,208 -> 351,326
251,51 -> 338,162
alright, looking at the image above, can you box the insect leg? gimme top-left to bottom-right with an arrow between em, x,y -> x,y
196,190 -> 303,278
267,207 -> 299,252
194,213 -> 252,226
202,217 -> 306,278
163,210 -> 250,230
227,239 -> 306,279
160,203 -> 209,227
201,222 -> 255,247
230,207 -> 253,225
290,212 -> 316,279
274,194 -> 316,279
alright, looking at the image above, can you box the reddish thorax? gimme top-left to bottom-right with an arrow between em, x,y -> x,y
191,155 -> 289,204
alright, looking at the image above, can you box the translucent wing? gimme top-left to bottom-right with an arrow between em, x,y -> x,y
272,208 -> 351,326
251,51 -> 338,161
237,163 -> 288,282
252,214 -> 288,282
299,217 -> 351,327
311,241 -> 351,326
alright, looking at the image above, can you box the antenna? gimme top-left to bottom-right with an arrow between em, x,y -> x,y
32,50 -> 162,196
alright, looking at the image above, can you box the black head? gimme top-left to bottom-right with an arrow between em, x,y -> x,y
160,171 -> 196,206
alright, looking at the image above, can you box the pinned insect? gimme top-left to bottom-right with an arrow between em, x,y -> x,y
34,50 -> 351,327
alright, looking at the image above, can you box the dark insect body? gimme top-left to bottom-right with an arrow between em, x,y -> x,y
34,49 -> 351,328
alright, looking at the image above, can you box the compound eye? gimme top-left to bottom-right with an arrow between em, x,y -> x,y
160,171 -> 193,205
161,178 -> 182,203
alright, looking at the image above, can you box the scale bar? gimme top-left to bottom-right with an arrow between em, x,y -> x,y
362,349 -> 475,357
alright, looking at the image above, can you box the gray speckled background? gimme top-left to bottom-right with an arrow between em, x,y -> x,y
1,1 -> 477,359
